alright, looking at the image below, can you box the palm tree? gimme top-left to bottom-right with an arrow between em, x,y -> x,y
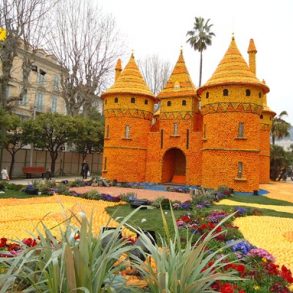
186,17 -> 215,87
271,111 -> 291,145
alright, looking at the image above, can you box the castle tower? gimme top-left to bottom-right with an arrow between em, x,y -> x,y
197,37 -> 269,192
145,50 -> 201,185
101,54 -> 155,182
247,39 -> 257,75
259,81 -> 275,183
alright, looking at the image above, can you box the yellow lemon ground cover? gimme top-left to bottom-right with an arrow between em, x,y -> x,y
0,195 -> 133,240
215,199 -> 293,271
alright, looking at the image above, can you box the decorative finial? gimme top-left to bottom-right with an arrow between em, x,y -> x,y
232,32 -> 235,40
131,49 -> 134,58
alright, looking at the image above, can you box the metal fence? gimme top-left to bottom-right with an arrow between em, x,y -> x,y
0,148 -> 103,178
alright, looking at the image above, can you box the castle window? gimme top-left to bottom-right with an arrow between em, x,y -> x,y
237,162 -> 243,178
203,124 -> 207,139
186,129 -> 189,149
125,125 -> 130,138
246,89 -> 251,96
160,129 -> 164,149
206,92 -> 209,99
106,125 -> 110,138
182,100 -> 186,106
114,97 -> 118,103
260,114 -> 263,119
223,89 -> 229,96
238,122 -> 245,138
167,101 -> 172,106
131,97 -> 136,103
105,99 -> 107,105
259,92 -> 262,98
144,99 -> 148,105
104,157 -> 107,171
173,123 -> 179,136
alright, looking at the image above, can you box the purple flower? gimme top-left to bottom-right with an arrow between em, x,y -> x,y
227,240 -> 254,255
234,207 -> 247,216
247,248 -> 275,262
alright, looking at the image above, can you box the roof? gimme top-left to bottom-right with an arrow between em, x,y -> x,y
247,39 -> 257,53
157,50 -> 197,99
102,54 -> 155,99
197,37 -> 269,95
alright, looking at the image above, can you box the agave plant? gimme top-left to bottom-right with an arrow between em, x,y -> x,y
0,211 -> 141,293
130,207 -> 242,293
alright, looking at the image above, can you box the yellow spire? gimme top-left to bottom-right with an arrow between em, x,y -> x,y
102,53 -> 154,99
157,49 -> 196,99
247,38 -> 257,75
115,58 -> 122,81
248,38 -> 257,53
198,37 -> 269,94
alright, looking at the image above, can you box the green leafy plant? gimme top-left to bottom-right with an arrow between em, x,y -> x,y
84,190 -> 101,200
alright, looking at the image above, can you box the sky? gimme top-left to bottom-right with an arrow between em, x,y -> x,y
99,0 -> 293,124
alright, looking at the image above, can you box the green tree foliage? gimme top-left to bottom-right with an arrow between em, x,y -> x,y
0,107 -> 8,145
24,113 -> 78,176
74,115 -> 104,160
270,145 -> 293,180
271,111 -> 291,145
186,17 -> 215,87
1,113 -> 30,178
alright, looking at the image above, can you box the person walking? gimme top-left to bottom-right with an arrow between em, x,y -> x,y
1,167 -> 9,181
81,160 -> 89,179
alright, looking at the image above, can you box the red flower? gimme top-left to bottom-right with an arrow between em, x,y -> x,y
0,238 -> 7,248
180,215 -> 191,223
22,238 -> 37,247
280,265 -> 293,283
7,243 -> 20,252
220,283 -> 235,293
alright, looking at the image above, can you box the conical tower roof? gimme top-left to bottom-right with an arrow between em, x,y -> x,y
102,54 -> 155,99
157,50 -> 197,99
197,37 -> 269,94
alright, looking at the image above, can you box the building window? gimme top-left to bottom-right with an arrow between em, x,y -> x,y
206,92 -> 209,99
167,101 -> 172,106
186,129 -> 189,149
51,96 -> 57,112
20,94 -> 28,106
53,75 -> 60,90
203,124 -> 207,139
106,125 -> 110,138
160,129 -> 164,149
36,92 -> 43,112
223,89 -> 229,96
182,100 -> 186,106
238,122 -> 244,138
260,114 -> 263,119
173,123 -> 178,136
114,97 -> 118,103
258,92 -> 262,98
104,157 -> 107,171
131,97 -> 136,103
125,125 -> 130,138
237,162 -> 243,178
246,89 -> 251,96
144,99 -> 148,105
38,70 -> 46,85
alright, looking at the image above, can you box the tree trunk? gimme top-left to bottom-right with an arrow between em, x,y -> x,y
272,135 -> 275,145
9,151 -> 16,179
50,152 -> 59,176
199,51 -> 203,87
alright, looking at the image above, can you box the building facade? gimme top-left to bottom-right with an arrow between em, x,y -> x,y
101,37 -> 275,192
1,42 -> 66,118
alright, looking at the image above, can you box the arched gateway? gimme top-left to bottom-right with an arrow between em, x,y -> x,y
161,148 -> 186,184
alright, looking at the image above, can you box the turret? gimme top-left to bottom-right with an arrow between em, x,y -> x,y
115,59 -> 122,81
101,54 -> 155,182
259,80 -> 275,183
248,39 -> 257,75
197,36 -> 269,192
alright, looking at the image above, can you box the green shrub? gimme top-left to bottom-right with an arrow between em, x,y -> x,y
84,190 -> 101,200
56,183 -> 70,195
151,197 -> 165,208
69,179 -> 85,187
119,192 -> 137,202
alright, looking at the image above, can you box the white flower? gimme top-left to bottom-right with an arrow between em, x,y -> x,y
141,218 -> 147,223
164,212 -> 168,215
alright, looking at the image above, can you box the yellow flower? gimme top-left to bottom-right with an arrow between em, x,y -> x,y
262,258 -> 267,263
253,285 -> 260,290
0,28 -> 7,41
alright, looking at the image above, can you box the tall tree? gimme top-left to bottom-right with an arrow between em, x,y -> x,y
271,111 -> 291,145
186,17 -> 215,87
47,0 -> 123,116
24,113 -> 78,176
0,0 -> 52,109
2,113 -> 29,178
138,55 -> 171,95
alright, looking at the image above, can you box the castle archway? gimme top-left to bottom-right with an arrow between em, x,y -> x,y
161,148 -> 186,184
